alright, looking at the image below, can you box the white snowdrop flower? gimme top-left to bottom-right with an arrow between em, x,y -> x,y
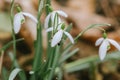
29,71 -> 34,74
95,37 -> 120,60
14,12 -> 38,34
44,10 -> 68,29
51,29 -> 74,47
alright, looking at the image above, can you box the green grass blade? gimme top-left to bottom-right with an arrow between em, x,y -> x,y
60,48 -> 79,64
0,38 -> 24,54
64,51 -> 120,73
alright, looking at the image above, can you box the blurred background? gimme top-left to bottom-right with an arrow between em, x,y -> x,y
1,0 -> 120,80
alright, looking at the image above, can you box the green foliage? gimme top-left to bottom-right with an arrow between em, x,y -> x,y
1,0 -> 118,80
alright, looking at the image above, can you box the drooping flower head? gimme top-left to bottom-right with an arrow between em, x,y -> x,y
14,12 -> 38,34
95,35 -> 120,60
51,28 -> 74,47
50,23 -> 74,47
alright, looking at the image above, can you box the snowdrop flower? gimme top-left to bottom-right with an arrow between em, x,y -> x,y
44,10 -> 68,29
44,10 -> 72,47
51,29 -> 74,47
29,71 -> 34,75
95,37 -> 120,60
14,12 -> 38,34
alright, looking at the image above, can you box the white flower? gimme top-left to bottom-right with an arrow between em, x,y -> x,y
14,12 -> 38,34
44,10 -> 68,29
95,38 -> 120,60
44,10 -> 72,47
51,29 -> 74,47
29,71 -> 34,74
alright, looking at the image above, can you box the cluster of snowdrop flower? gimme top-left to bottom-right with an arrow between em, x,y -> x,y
14,10 -> 74,47
44,10 -> 74,47
13,10 -> 120,61
95,32 -> 120,60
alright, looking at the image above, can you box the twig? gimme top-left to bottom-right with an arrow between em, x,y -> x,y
0,51 -> 4,75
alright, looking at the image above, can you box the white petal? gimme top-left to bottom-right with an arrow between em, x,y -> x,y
51,30 -> 63,47
58,17 -> 62,24
95,38 -> 104,46
9,68 -> 21,80
99,39 -> 109,60
14,13 -> 25,34
29,71 -> 34,74
22,12 -> 38,23
64,31 -> 74,44
108,39 -> 120,51
46,27 -> 53,32
56,10 -> 68,17
44,13 -> 51,29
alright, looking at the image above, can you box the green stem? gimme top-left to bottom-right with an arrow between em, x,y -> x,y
10,0 -> 16,64
32,0 -> 45,80
47,48 -> 55,69
45,0 -> 51,15
74,24 -> 111,40
65,23 -> 111,51
0,38 -> 24,53
33,0 -> 44,71
10,1 -> 26,80
29,0 -> 45,80
47,46 -> 60,80
45,0 -> 53,74
33,23 -> 43,70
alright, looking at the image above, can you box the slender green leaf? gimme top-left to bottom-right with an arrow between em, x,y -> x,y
60,48 -> 79,64
62,46 -> 72,56
64,51 -> 120,73
47,46 -> 60,80
2,67 -> 8,80
0,38 -> 24,54
75,23 -> 111,40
